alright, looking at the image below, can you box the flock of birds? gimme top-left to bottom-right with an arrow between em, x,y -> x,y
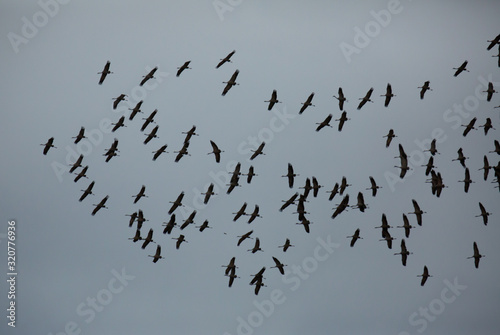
41,34 -> 500,294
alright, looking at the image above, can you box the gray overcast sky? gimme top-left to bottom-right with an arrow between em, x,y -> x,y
1,1 -> 499,334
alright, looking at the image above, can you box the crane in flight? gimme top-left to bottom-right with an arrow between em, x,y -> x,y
486,33 -> 500,50
112,94 -> 127,110
462,117 -> 477,137
111,116 -> 126,132
162,214 -> 176,234
417,266 -> 432,286
453,60 -> 469,77
233,202 -> 247,221
452,148 -> 468,168
91,195 -> 109,216
479,118 -> 495,135
79,181 -> 95,202
299,93 -> 315,114
383,129 -> 396,148
250,142 -> 265,160
74,166 -> 89,183
128,101 -> 143,120
172,234 -> 187,249
278,238 -> 294,252
357,87 -> 373,110
394,239 -> 412,266
180,210 -> 197,230
237,230 -> 253,246
69,154 -> 84,173
265,90 -> 281,111
335,111 -> 350,131
315,114 -> 333,132
379,230 -> 396,249
168,192 -> 184,214
478,155 -> 492,181
141,229 -> 155,249
475,202 -> 491,226
136,210 -> 148,230
467,241 -> 484,268
282,163 -> 299,188
347,228 -> 362,247
98,61 -> 112,85
483,82 -> 497,101
196,220 -> 212,232
182,125 -> 199,143
148,245 -> 164,263
366,176 -> 382,197
176,61 -> 191,77
327,182 -> 339,201
352,192 -> 367,212
422,156 -> 436,176
246,205 -> 261,223
174,141 -> 190,162
339,176 -> 351,195
72,127 -> 86,144
423,139 -> 439,156
126,212 -> 137,228
243,166 -> 257,184
141,110 -> 157,132
208,140 -> 224,163
201,183 -> 216,204
144,125 -> 159,144
280,193 -> 298,212
152,144 -> 168,161
248,238 -> 263,253
271,257 -> 287,275
458,167 -> 474,193
222,69 -> 239,96
331,194 -> 349,219
128,229 -> 141,243
133,185 -> 148,204
41,137 -> 56,155
222,257 -> 237,276
418,81 -> 432,99
489,140 -> 500,155
333,87 -> 347,110
380,83 -> 395,107
396,214 -> 415,238
140,67 -> 157,86
216,50 -> 235,69
408,199 -> 426,226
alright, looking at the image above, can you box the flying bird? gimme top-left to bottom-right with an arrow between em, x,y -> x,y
222,257 -> 237,276
72,127 -> 86,144
91,195 -> 109,216
479,118 -> 495,135
69,154 -> 84,173
162,215 -> 176,234
98,61 -> 112,85
417,266 -> 432,286
112,94 -> 127,110
458,167 -> 474,193
201,183 -> 216,204
467,241 -> 484,269
278,239 -> 294,252
423,139 -> 439,156
347,228 -> 362,247
74,166 -> 89,182
486,34 -> 500,50
168,192 -> 184,214
280,193 -> 299,212
140,67 -> 157,86
418,81 -> 432,99
478,155 -> 492,181
152,144 -> 168,161
174,141 -> 191,162
41,137 -> 56,155
141,229 -> 155,249
148,245 -> 164,263
250,142 -> 265,160
208,140 -> 224,163
366,176 -> 382,197
126,212 -> 137,228
144,125 -> 159,144
141,110 -> 157,132
462,117 -> 477,137
216,50 -> 235,69
176,61 -> 191,77
380,83 -> 395,107
79,181 -> 95,202
339,176 -> 351,195
327,183 -> 340,201
248,238 -> 263,253
128,229 -> 141,243
315,114 -> 333,132
452,148 -> 468,168
312,177 -> 322,197
271,257 -> 287,275
331,194 -> 349,219
475,202 -> 491,226
128,101 -> 143,120
243,166 -> 257,183
408,199 -> 426,226
299,93 -> 315,114
422,156 -> 436,176
483,82 -> 496,102
333,87 -> 347,110
396,214 -> 414,238
296,218 -> 312,233
111,116 -> 126,132
222,69 -> 239,96
489,140 -> 500,155
383,129 -> 396,148
246,205 -> 261,223
265,90 -> 281,111
394,239 -> 412,266
357,87 -> 373,110
352,192 -> 367,212
233,203 -> 247,221
282,163 -> 299,188
237,230 -> 253,246
180,210 -> 197,230
182,125 -> 199,143
172,234 -> 187,249
453,60 -> 469,77
335,111 -> 350,131
133,185 -> 148,204
196,220 -> 211,232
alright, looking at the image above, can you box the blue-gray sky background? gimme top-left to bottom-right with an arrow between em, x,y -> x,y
1,1 -> 499,334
